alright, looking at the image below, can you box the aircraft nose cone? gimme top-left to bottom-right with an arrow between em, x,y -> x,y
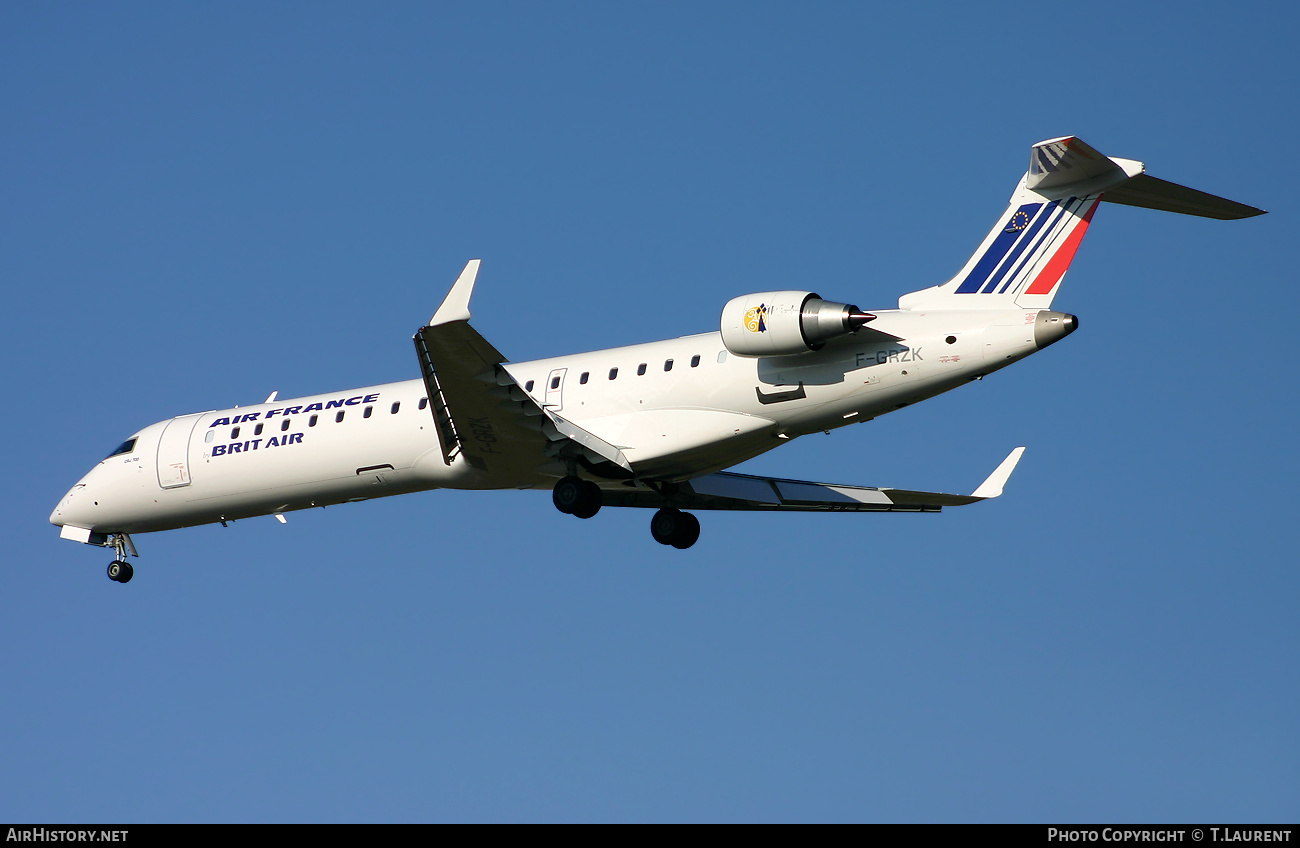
1034,311 -> 1078,349
50,488 -> 74,526
50,483 -> 89,527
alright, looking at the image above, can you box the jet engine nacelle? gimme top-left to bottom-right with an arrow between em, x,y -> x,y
719,291 -> 875,358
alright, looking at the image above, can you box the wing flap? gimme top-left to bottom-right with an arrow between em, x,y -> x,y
598,448 -> 1025,512
773,479 -> 895,506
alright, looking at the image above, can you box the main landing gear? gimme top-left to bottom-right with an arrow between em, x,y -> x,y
552,476 -> 702,549
650,508 -> 700,549
552,475 -> 603,519
106,533 -> 136,583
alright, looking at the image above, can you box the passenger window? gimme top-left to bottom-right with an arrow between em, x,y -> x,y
254,423 -> 263,436
526,380 -> 535,392
580,372 -> 589,385
231,427 -> 240,440
418,397 -> 428,410
664,359 -> 673,371
637,363 -> 647,376
281,419 -> 291,431
204,431 -> 214,444
391,402 -> 400,414
691,355 -> 701,367
716,350 -> 727,363
364,406 -> 373,419
609,368 -> 618,380
335,411 -> 345,423
309,414 -> 318,427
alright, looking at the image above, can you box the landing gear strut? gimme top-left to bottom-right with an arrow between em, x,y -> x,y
650,508 -> 700,549
106,533 -> 136,583
552,476 -> 602,519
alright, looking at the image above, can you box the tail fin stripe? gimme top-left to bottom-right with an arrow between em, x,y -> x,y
1033,147 -> 1055,176
1024,197 -> 1100,295
979,200 -> 1062,293
954,202 -> 1044,293
996,196 -> 1081,294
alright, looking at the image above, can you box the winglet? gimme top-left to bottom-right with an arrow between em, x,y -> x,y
971,447 -> 1026,499
429,259 -> 481,326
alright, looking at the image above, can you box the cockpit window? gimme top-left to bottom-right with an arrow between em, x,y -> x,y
106,438 -> 137,459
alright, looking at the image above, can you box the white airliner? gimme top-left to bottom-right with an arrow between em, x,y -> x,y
51,137 -> 1263,582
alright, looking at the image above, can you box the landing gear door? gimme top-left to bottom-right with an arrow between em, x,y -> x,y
156,413 -> 205,489
544,368 -> 567,413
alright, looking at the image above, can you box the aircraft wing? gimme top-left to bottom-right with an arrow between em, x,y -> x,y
599,447 -> 1026,512
413,261 -> 629,482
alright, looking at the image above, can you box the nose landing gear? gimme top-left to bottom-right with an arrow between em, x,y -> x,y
107,560 -> 134,583
105,533 -> 137,584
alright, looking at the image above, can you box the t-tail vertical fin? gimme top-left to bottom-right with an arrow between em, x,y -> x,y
898,137 -> 1263,312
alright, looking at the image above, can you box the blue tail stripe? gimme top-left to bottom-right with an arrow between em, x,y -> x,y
980,201 -> 1060,293
997,197 -> 1079,294
955,203 -> 1042,294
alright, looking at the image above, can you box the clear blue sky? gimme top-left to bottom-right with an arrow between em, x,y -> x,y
3,1 -> 1296,823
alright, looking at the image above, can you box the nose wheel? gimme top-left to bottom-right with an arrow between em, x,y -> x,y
650,508 -> 700,549
105,533 -> 137,583
107,560 -> 134,583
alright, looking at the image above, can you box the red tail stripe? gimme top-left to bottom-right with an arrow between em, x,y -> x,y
1024,199 -> 1100,295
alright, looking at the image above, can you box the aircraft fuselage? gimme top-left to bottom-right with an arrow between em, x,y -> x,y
51,307 -> 1067,538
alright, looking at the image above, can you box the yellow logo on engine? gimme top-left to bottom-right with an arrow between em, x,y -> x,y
744,304 -> 768,333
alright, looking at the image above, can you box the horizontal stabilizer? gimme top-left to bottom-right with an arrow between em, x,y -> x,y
1103,173 -> 1265,220
1027,136 -> 1139,194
